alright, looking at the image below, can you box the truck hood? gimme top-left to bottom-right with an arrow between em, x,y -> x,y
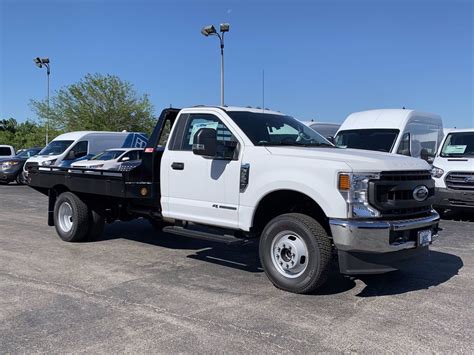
265,147 -> 431,172
433,156 -> 473,172
26,155 -> 60,162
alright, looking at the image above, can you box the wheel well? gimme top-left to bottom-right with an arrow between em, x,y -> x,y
252,190 -> 330,235
53,184 -> 69,195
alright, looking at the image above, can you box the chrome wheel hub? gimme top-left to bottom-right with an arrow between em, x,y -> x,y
58,202 -> 73,233
270,231 -> 308,278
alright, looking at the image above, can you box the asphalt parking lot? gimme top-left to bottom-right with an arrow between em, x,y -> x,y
1,184 -> 473,353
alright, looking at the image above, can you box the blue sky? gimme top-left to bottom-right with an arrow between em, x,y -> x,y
0,0 -> 473,127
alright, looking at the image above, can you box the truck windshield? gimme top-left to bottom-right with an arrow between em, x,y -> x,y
92,150 -> 125,161
227,112 -> 333,147
335,129 -> 399,153
440,132 -> 474,157
39,140 -> 74,156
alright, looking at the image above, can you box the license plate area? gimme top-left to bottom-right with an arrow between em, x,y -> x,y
417,229 -> 432,247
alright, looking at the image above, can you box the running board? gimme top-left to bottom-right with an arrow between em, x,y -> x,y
162,226 -> 247,245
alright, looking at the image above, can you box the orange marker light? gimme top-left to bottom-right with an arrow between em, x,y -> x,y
338,174 -> 351,191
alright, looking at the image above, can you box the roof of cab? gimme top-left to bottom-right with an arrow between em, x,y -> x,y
339,109 -> 442,131
443,128 -> 474,134
183,105 -> 285,116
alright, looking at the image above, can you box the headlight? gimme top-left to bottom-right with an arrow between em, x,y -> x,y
431,166 -> 444,178
41,159 -> 56,166
338,172 -> 381,218
89,164 -> 104,169
1,161 -> 19,169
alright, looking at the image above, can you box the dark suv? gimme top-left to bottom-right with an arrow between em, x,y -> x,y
0,147 -> 42,185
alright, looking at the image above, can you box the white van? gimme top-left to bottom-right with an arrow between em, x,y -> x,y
24,131 -> 148,172
432,128 -> 474,212
335,109 -> 443,162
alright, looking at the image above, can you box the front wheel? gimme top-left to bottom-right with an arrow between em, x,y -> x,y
259,213 -> 332,294
16,172 -> 27,185
54,192 -> 90,242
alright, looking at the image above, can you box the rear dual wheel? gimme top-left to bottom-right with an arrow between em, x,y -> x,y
54,192 -> 104,242
259,213 -> 332,294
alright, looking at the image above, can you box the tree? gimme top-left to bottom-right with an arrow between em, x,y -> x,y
0,118 -> 51,149
31,73 -> 155,134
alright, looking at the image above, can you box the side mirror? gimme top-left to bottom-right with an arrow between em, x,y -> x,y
325,136 -> 335,144
420,148 -> 430,162
192,128 -> 217,157
121,156 -> 130,162
66,150 -> 76,160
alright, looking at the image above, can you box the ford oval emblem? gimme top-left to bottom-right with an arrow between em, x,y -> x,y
464,176 -> 474,183
413,185 -> 429,202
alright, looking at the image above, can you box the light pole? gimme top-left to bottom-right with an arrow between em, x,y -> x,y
34,57 -> 51,145
201,23 -> 230,106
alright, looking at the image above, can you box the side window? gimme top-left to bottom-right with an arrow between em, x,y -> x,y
174,114 -> 235,151
130,151 -> 139,160
69,141 -> 88,159
397,133 -> 411,156
157,120 -> 172,148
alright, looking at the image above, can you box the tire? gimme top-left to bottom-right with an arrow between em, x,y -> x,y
16,172 -> 26,185
54,192 -> 90,242
86,209 -> 105,240
148,218 -> 167,231
259,213 -> 332,294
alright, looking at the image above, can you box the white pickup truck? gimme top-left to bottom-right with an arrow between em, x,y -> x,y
27,106 -> 440,294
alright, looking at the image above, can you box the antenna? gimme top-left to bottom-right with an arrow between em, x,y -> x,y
262,69 -> 265,113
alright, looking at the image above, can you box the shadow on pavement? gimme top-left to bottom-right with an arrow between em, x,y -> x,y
440,210 -> 474,223
355,250 -> 463,297
93,219 -> 463,296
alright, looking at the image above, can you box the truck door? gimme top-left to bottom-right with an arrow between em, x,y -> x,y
161,112 -> 242,229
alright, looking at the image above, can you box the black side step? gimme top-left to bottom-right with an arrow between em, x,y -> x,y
162,226 -> 247,245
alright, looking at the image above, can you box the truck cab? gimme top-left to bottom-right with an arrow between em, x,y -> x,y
335,109 -> 443,162
27,106 -> 440,294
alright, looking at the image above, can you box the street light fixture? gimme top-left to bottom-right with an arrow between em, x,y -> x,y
201,23 -> 230,106
33,57 -> 51,145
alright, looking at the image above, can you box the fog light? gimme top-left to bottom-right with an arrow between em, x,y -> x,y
140,187 -> 148,196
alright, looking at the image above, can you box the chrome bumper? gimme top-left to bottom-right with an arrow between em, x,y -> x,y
329,211 -> 440,253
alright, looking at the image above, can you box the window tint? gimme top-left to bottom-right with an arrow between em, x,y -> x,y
405,122 -> 440,158
228,112 -> 330,147
92,150 -> 124,161
335,129 -> 398,153
40,140 -> 74,156
397,133 -> 411,156
0,147 -> 12,156
179,114 -> 234,151
70,141 -> 88,159
441,132 -> 474,157
158,120 -> 172,148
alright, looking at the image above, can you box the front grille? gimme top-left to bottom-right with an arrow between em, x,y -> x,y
445,171 -> 474,190
24,162 -> 38,171
370,170 -> 434,218
378,170 -> 432,181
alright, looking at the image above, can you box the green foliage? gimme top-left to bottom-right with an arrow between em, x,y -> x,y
0,118 -> 55,150
30,73 -> 155,134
